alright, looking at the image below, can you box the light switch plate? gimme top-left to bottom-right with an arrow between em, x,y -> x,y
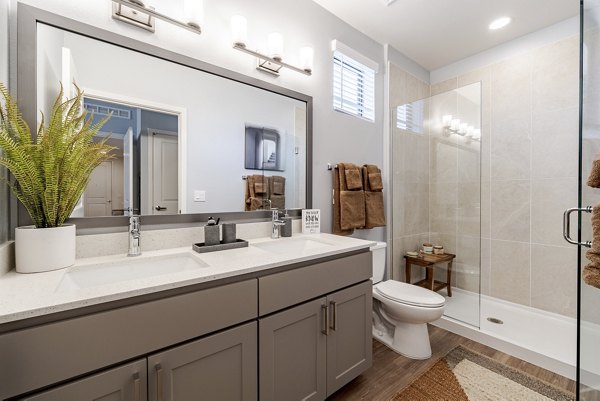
194,190 -> 206,202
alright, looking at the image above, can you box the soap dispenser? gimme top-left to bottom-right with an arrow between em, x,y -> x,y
281,210 -> 292,237
205,216 -> 220,246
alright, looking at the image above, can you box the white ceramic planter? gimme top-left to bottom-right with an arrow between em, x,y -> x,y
15,224 -> 76,273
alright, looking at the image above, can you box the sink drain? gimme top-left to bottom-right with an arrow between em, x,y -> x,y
487,317 -> 504,324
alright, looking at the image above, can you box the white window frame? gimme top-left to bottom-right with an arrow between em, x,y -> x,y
332,40 -> 378,122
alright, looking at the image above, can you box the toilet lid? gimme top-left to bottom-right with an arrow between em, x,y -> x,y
375,281 -> 445,308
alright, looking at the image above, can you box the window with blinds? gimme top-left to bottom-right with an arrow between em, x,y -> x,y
396,100 -> 424,134
333,50 -> 375,121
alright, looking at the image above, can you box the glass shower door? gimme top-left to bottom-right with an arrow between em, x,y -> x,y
579,1 -> 600,398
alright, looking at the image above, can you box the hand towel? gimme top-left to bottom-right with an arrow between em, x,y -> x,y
588,156 -> 600,188
362,164 -> 386,228
271,194 -> 285,210
271,175 -> 286,195
333,164 -> 354,235
344,168 -> 363,190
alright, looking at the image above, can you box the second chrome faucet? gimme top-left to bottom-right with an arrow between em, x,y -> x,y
271,209 -> 285,239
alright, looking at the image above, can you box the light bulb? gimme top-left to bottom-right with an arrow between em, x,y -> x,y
459,123 -> 468,135
466,125 -> 474,137
183,0 -> 203,30
300,46 -> 314,72
268,32 -> 284,61
473,129 -> 481,139
231,15 -> 247,47
450,119 -> 460,131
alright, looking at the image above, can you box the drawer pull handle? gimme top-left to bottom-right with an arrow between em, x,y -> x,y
156,364 -> 163,401
133,373 -> 141,401
321,304 -> 329,336
330,301 -> 337,331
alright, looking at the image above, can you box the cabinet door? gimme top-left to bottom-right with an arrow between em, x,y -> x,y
326,280 -> 373,396
148,322 -> 257,401
259,298 -> 327,401
21,359 -> 147,401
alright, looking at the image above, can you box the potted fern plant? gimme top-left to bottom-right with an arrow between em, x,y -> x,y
0,83 -> 114,273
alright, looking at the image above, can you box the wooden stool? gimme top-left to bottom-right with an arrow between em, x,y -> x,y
404,253 -> 456,296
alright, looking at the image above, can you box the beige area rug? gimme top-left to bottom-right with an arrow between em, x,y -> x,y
391,346 -> 575,401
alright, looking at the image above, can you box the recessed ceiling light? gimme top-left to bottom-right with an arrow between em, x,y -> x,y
382,0 -> 399,6
489,16 -> 511,30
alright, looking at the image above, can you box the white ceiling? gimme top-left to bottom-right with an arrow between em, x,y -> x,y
312,0 -> 579,71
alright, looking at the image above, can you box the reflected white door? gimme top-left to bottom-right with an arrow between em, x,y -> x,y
123,127 -> 134,216
84,161 -> 112,217
152,133 -> 178,214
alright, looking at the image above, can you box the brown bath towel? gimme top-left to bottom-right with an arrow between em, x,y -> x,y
245,175 -> 270,211
585,203 -> 600,289
584,265 -> 600,289
588,157 -> 600,188
362,164 -> 386,228
340,191 -> 366,230
333,164 -> 354,235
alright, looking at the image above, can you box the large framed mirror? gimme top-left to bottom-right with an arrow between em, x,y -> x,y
17,4 -> 312,230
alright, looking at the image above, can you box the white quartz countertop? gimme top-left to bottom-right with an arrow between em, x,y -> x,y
0,233 -> 375,325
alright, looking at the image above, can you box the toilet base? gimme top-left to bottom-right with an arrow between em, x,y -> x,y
372,322 -> 432,360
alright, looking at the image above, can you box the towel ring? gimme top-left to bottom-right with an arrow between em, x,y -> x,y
563,206 -> 593,248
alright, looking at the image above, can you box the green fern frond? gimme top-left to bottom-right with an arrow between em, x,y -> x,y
0,82 -> 115,228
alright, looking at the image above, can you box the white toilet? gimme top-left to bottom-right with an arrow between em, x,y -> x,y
370,242 -> 445,359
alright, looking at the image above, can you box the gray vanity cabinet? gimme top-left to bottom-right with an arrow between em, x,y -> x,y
325,280 -> 373,396
19,359 -> 147,401
148,322 -> 258,401
259,298 -> 328,401
259,279 -> 373,401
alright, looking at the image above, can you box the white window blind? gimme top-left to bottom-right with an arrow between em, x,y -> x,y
333,50 -> 375,122
396,100 -> 424,134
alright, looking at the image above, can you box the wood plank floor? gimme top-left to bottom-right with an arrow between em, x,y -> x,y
327,325 -> 576,401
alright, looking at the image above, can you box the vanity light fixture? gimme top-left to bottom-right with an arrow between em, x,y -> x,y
112,0 -> 202,35
231,15 -> 313,76
489,16 -> 511,30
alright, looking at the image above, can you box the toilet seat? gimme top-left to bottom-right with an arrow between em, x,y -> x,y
374,281 -> 445,308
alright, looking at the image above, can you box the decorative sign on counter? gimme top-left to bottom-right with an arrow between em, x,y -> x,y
302,209 -> 321,234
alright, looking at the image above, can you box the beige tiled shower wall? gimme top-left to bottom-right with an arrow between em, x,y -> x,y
389,63 -> 431,282
434,34 -> 580,318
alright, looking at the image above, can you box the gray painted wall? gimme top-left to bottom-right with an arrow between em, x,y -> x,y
0,0 -> 11,273
13,0 -> 391,242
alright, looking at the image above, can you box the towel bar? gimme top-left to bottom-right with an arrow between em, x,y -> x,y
563,206 -> 593,248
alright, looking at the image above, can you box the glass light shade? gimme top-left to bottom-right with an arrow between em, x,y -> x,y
231,15 -> 247,46
473,129 -> 481,139
183,0 -> 203,29
268,32 -> 284,60
442,114 -> 453,127
300,46 -> 314,72
450,119 -> 460,131
459,122 -> 468,134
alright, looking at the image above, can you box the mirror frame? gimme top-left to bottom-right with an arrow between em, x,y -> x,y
16,4 -> 312,233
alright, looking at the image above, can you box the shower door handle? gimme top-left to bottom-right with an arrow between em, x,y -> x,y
563,206 -> 593,248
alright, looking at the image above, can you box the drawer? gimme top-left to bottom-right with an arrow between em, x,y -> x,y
258,251 -> 371,315
0,279 -> 257,400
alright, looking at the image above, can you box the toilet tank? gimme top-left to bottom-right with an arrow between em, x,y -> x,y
370,241 -> 387,284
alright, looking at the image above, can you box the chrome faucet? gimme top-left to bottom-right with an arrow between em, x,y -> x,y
128,215 -> 141,257
271,209 -> 285,239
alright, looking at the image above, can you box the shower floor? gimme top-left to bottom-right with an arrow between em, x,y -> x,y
434,287 -> 579,379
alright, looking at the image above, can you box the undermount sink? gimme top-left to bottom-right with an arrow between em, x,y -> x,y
56,253 -> 209,292
251,237 -> 335,254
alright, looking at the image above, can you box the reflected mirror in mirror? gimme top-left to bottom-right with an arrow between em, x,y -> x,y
82,98 -> 179,217
36,23 -> 307,217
